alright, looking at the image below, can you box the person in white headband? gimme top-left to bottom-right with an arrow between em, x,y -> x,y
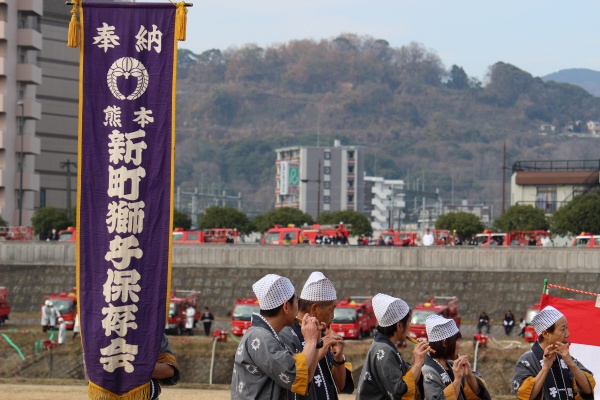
280,271 -> 354,399
356,293 -> 430,399
513,305 -> 594,400
231,274 -> 322,400
422,314 -> 491,400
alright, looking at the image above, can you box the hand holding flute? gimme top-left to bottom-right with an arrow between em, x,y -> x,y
544,342 -> 570,358
295,316 -> 326,348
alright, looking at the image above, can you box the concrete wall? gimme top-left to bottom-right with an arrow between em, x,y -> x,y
0,244 -> 598,321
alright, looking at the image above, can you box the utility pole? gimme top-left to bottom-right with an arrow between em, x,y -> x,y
17,101 -> 24,226
60,160 -> 77,222
502,141 -> 508,214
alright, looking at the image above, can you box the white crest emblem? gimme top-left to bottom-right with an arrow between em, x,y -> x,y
549,387 -> 558,397
559,359 -> 568,369
237,344 -> 244,356
237,382 -> 244,393
567,388 -> 574,398
513,380 -> 520,392
364,371 -> 372,381
520,360 -> 530,367
376,349 -> 385,360
314,374 -> 323,387
251,338 -> 261,350
107,57 -> 149,101
425,372 -> 434,382
246,364 -> 258,374
441,372 -> 452,384
279,373 -> 291,384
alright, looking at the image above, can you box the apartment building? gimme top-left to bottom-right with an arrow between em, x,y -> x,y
275,140 -> 364,219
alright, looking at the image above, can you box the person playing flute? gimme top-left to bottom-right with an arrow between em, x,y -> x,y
280,271 -> 354,399
512,306 -> 595,400
422,314 -> 491,400
356,293 -> 430,399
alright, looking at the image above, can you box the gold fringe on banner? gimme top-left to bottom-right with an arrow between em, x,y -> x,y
88,381 -> 151,400
175,2 -> 188,41
67,0 -> 81,48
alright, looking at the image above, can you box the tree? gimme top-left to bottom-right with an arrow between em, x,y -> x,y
173,209 -> 192,230
446,65 -> 469,90
0,216 -> 8,227
550,193 -> 600,236
493,205 -> 549,232
198,206 -> 254,235
253,207 -> 313,233
31,207 -> 70,240
436,212 -> 484,240
317,210 -> 372,237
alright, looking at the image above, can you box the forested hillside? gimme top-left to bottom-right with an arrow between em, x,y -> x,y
173,34 -> 600,216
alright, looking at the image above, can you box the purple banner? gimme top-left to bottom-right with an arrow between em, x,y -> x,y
77,3 -> 176,398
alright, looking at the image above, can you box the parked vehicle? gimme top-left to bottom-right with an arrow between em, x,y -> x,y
0,287 -> 10,326
376,229 -> 418,246
472,231 -> 512,247
165,290 -> 199,335
571,233 -> 600,248
512,230 -> 551,246
261,223 -> 350,245
0,226 -> 35,241
523,302 -> 541,342
58,227 -> 76,242
172,228 -> 238,244
330,296 -> 376,339
431,229 -> 452,246
231,297 -> 260,336
409,296 -> 461,340
42,287 -> 77,329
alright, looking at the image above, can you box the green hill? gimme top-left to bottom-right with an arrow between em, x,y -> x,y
174,35 -> 600,217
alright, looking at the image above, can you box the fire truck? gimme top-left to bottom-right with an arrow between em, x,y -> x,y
330,296 -> 376,340
231,297 -> 260,336
261,223 -> 350,245
472,231 -> 513,247
512,230 -> 551,246
431,229 -> 452,246
42,287 -> 77,329
165,290 -> 199,335
571,233 -> 600,248
0,287 -> 10,326
523,302 -> 541,342
173,228 -> 239,244
409,296 -> 461,340
376,230 -> 418,246
0,226 -> 35,241
58,227 -> 76,242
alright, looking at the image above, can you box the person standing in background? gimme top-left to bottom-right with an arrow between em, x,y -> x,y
201,306 -> 214,337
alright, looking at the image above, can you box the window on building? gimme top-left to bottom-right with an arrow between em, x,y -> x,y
348,166 -> 354,174
347,151 -> 354,159
324,196 -> 331,204
40,189 -> 46,208
347,180 -> 354,188
324,167 -> 331,175
536,186 -> 557,213
347,195 -> 354,202
324,181 -> 331,189
324,152 -> 331,160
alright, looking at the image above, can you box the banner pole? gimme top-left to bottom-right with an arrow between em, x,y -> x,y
543,278 -> 548,294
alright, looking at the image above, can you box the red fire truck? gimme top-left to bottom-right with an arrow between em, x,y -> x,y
231,297 -> 260,336
409,296 -> 461,340
571,233 -> 600,248
523,302 -> 541,342
42,287 -> 77,329
261,223 -> 349,245
472,231 -> 513,247
376,230 -> 418,246
330,296 -> 377,340
0,226 -> 35,241
0,287 -> 10,326
173,228 -> 238,244
432,229 -> 452,246
165,290 -> 199,335
58,227 -> 76,242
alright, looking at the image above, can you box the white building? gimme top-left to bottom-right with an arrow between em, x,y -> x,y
275,140 -> 364,219
363,177 -> 405,232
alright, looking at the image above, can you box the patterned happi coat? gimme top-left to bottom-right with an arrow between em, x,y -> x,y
421,354 -> 491,400
231,313 -> 310,400
512,341 -> 595,400
356,332 -> 420,400
280,320 -> 354,399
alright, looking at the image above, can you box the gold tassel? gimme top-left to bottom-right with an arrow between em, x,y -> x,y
88,381 -> 151,400
67,0 -> 81,48
175,2 -> 188,41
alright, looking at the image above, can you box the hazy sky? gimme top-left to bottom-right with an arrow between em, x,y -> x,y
150,0 -> 600,80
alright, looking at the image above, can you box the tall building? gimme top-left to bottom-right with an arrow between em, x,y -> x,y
0,0 -> 43,225
363,177 -> 405,232
275,140 -> 364,219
